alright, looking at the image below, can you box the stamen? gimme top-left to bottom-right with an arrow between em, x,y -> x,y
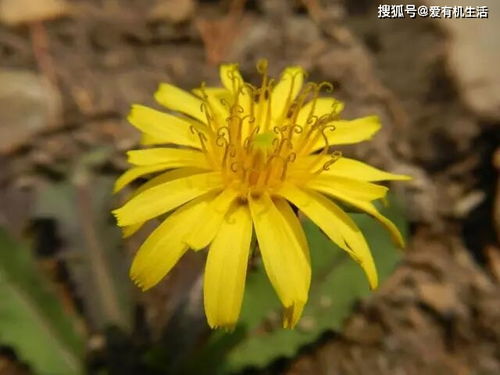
220,97 -> 230,108
319,124 -> 336,155
280,152 -> 296,180
290,124 -> 303,134
256,59 -> 268,75
243,126 -> 260,152
318,81 -> 334,93
230,161 -> 241,173
216,126 -> 230,145
323,151 -> 342,170
200,102 -> 215,129
190,125 -> 208,153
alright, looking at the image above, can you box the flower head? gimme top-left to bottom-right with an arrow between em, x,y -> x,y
113,60 -> 410,329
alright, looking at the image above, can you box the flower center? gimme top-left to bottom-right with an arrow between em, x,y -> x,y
193,61 -> 343,197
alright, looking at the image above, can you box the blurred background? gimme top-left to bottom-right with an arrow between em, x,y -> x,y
0,0 -> 499,374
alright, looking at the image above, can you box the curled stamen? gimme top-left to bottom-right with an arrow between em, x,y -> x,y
215,136 -> 227,147
216,127 -> 229,147
232,104 -> 244,114
273,125 -> 289,135
243,126 -> 260,151
220,97 -> 230,108
198,82 -> 209,100
241,114 -> 255,125
290,124 -> 304,134
189,125 -> 208,151
321,124 -> 336,133
306,115 -> 319,126
318,81 -> 334,93
323,151 -> 342,170
230,161 -> 241,173
280,152 -> 297,180
217,126 -> 230,139
241,82 -> 256,96
200,102 -> 213,122
319,124 -> 336,151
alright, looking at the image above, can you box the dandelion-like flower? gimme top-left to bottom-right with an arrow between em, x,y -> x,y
113,61 -> 410,329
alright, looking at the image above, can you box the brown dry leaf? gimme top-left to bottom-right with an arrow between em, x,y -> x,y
196,0 -> 247,65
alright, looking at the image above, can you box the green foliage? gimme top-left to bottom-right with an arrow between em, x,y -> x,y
34,174 -> 133,331
0,229 -> 84,375
191,196 -> 407,374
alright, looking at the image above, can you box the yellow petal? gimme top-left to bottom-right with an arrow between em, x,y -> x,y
249,193 -> 310,328
204,204 -> 252,329
130,194 -> 213,290
127,148 -> 210,169
278,184 -> 378,289
118,168 -> 205,236
271,66 -> 305,122
113,172 -> 222,227
184,188 -> 239,250
309,115 -> 381,152
128,105 -> 202,148
113,158 -> 204,193
283,302 -> 305,329
296,98 -> 345,127
114,164 -> 172,193
301,156 -> 411,182
122,223 -> 143,238
140,133 -> 164,146
307,174 -> 388,201
154,83 -> 206,123
311,186 -> 405,248
274,197 -> 310,263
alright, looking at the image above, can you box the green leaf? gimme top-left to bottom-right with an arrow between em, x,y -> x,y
195,195 -> 407,374
34,175 -> 132,331
0,228 -> 84,375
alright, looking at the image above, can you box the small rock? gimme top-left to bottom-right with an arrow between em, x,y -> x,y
416,282 -> 460,316
0,69 -> 61,154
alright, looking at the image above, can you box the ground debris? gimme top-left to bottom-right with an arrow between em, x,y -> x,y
0,69 -> 61,155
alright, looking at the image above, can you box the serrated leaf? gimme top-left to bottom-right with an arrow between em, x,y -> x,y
0,228 -> 84,375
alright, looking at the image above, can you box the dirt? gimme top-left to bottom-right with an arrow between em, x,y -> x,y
0,0 -> 499,374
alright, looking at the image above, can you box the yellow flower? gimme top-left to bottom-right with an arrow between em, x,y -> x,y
113,61 -> 410,329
